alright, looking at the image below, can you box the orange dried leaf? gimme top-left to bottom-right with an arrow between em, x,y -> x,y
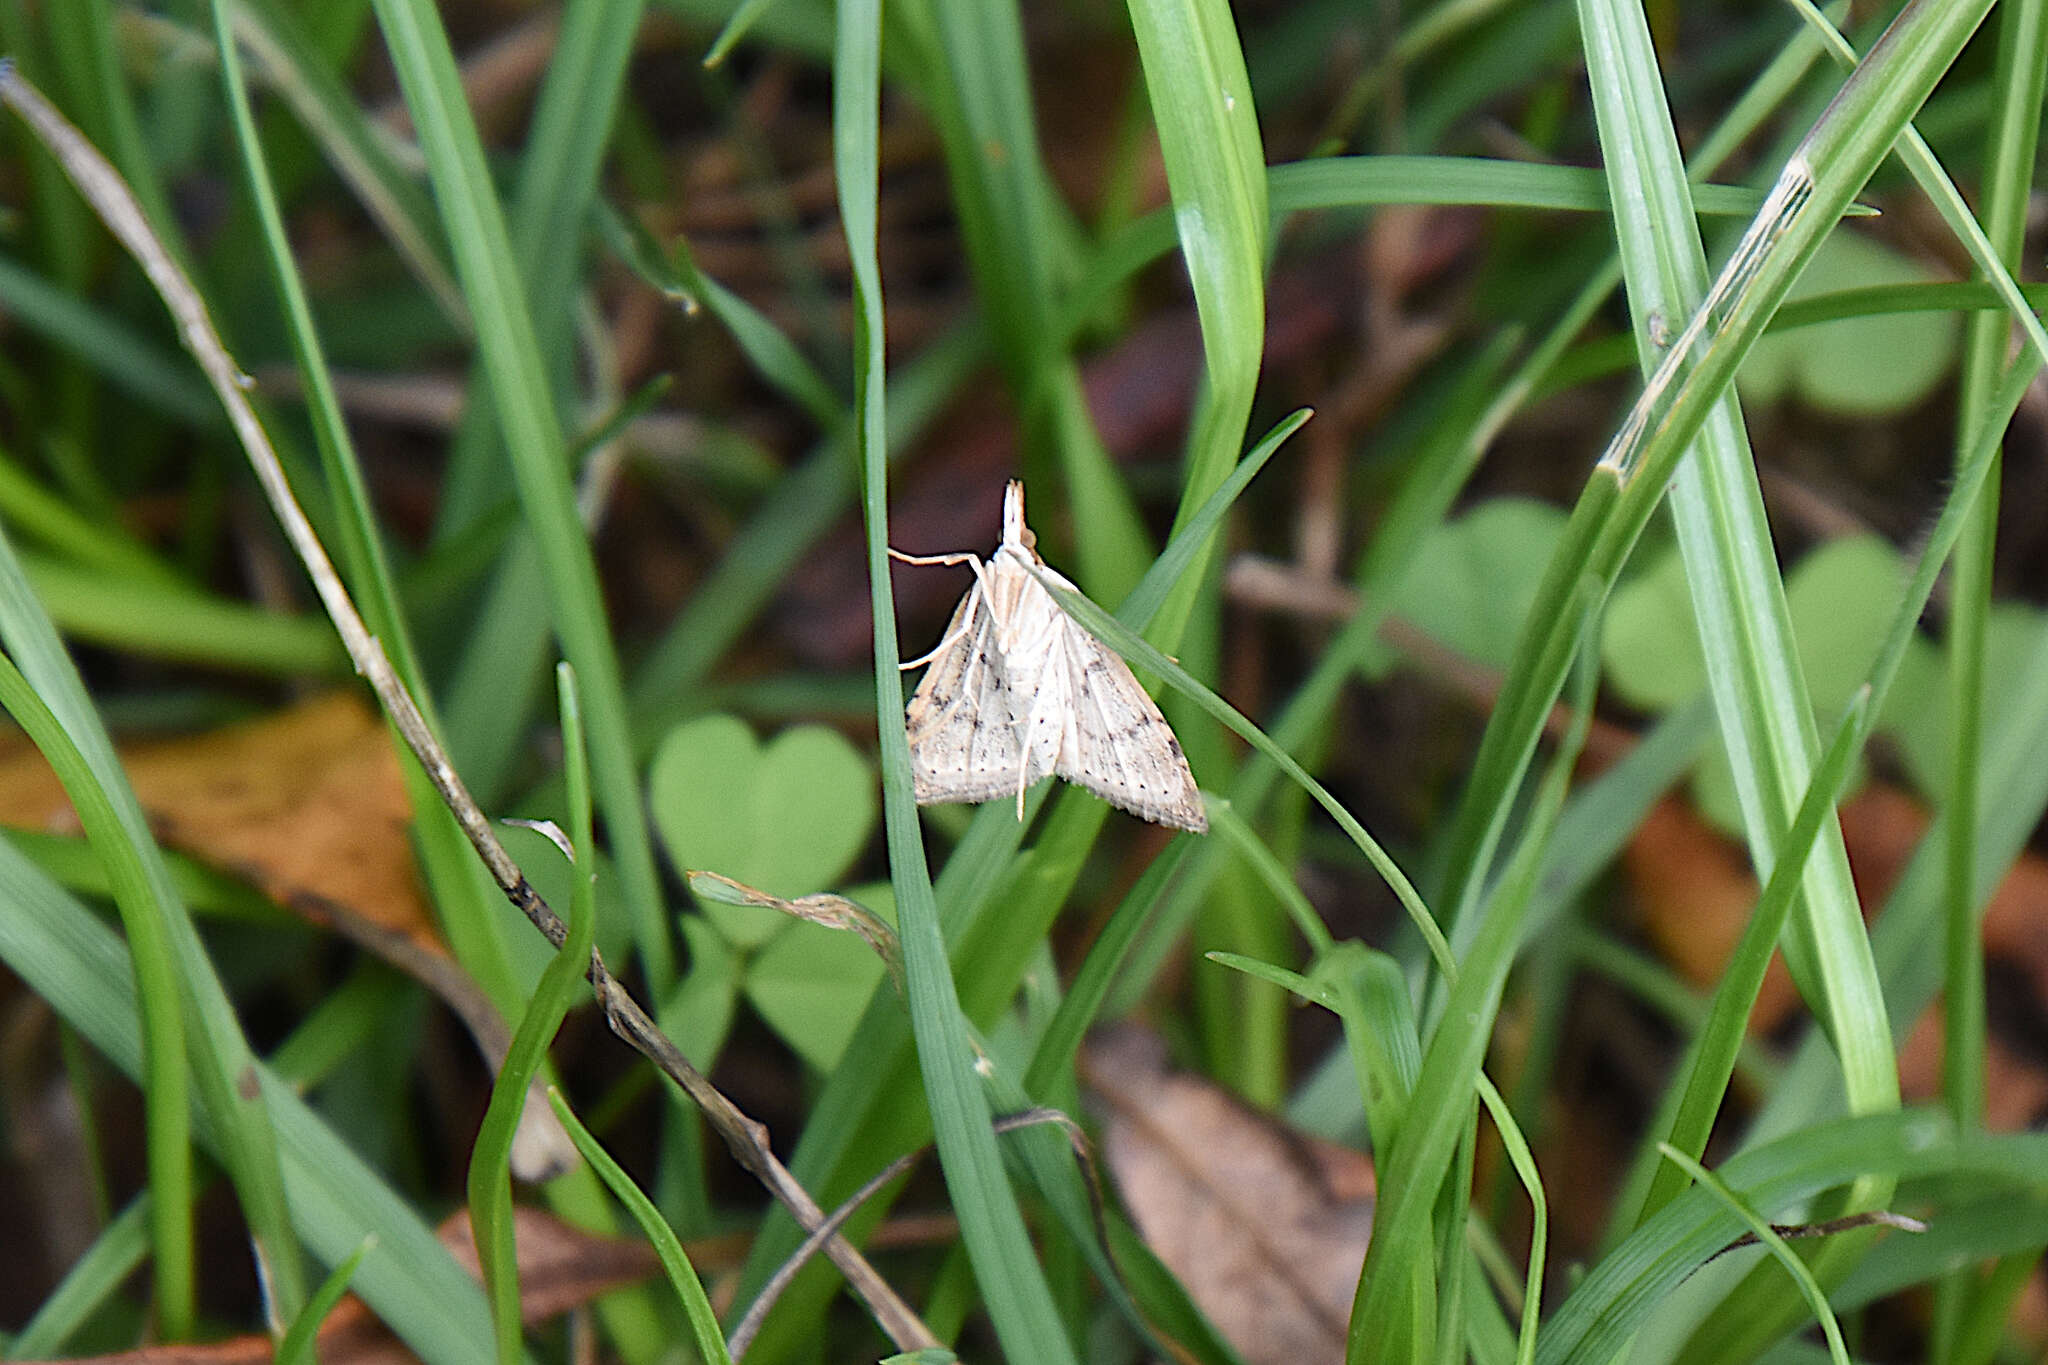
0,692 -> 439,959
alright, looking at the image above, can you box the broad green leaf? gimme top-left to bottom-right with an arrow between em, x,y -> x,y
1384,499 -> 1567,674
1739,230 -> 1958,416
648,714 -> 876,945
745,882 -> 896,1071
664,916 -> 739,1072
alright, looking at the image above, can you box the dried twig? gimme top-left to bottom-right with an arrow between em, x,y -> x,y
728,1108 -> 1103,1360
0,61 -> 937,1354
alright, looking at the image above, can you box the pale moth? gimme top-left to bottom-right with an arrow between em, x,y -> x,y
892,481 -> 1207,833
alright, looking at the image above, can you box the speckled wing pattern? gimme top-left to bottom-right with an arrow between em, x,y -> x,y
901,482 -> 1206,833
903,578 -> 1032,804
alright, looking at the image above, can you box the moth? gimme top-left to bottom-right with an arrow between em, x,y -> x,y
893,481 -> 1207,833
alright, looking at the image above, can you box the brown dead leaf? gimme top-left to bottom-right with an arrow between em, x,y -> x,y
1842,784 -> 2048,1127
1624,795 -> 1802,1031
1632,781 -> 2048,1127
11,1208 -> 667,1365
0,691 -> 435,958
0,693 -> 581,1180
1082,1024 -> 1373,1365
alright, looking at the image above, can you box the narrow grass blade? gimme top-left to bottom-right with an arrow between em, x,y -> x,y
1118,408 -> 1308,630
1475,1074 -> 1546,1365
0,652 -> 195,1335
20,551 -> 344,675
1935,0 -> 2036,1276
1125,0 -> 1268,628
591,197 -> 842,428
1061,156 -> 1779,340
703,0 -> 783,68
0,255 -> 218,425
275,1237 -> 373,1365
468,666 -> 598,1362
547,1090 -> 734,1364
228,0 -> 466,326
838,0 -> 1076,1355
1022,836 -> 1194,1097
1935,39 -> 2045,1356
4,1193 -> 150,1360
1579,0 -> 1896,1186
1037,572 -> 1452,977
908,0 -> 1147,597
368,0 -> 671,990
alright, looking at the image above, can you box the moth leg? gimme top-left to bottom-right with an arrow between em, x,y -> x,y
889,548 -> 983,569
898,578 -> 983,670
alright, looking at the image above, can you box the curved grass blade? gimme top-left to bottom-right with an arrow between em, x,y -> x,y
5,1193 -> 150,1359
275,1236 -> 374,1365
1655,1146 -> 1851,1365
467,665 -> 598,1362
1039,570 -> 1451,975
838,0 -> 1075,1354
547,1090 -> 735,1364
367,0 -> 671,990
0,651 -> 196,1335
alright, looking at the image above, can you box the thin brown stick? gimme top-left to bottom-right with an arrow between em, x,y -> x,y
0,63 -> 937,1355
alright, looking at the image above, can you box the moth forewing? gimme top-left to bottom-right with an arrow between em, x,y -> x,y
896,480 -> 1207,833
903,585 -> 1027,805
1046,612 -> 1207,832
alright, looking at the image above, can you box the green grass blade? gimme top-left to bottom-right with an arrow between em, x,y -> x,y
0,650 -> 196,1337
1125,0 -> 1267,622
1622,344 -> 2038,1242
275,1237 -> 373,1365
1118,408 -> 1308,629
228,0 -> 466,326
19,548 -> 344,677
547,1090 -> 734,1364
904,0 -> 1148,598
0,443 -> 182,586
702,0 -> 783,68
4,1193 -> 150,1360
1940,0 -> 2046,1136
0,253 -> 218,425
839,0 -> 1075,1353
1475,1074 -> 1546,1365
1036,572 -> 1452,978
1022,836 -> 1195,1097
367,0 -> 671,990
1934,0 -> 2046,1351
1059,156 -> 1779,343
428,0 -> 655,814
468,666 -> 598,1361
0,841 -> 502,1364
1656,1146 -> 1851,1365
1581,0 -> 1897,1161
591,197 -> 842,427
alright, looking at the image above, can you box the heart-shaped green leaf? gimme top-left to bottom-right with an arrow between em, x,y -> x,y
663,916 -> 739,1071
649,714 -> 876,945
1738,230 -> 1957,417
1384,499 -> 1567,674
744,883 -> 896,1072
